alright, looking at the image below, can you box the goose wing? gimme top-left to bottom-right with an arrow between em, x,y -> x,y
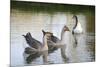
51,35 -> 60,43
23,32 -> 42,49
24,47 -> 38,54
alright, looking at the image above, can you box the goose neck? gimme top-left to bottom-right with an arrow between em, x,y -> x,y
73,17 -> 78,29
61,29 -> 65,41
42,35 -> 48,50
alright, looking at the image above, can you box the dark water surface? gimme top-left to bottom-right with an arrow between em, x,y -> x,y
11,1 -> 95,66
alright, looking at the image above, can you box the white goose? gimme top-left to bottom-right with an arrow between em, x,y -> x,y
72,15 -> 83,44
54,25 -> 76,62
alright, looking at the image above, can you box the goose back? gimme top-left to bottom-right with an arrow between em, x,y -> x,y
23,32 -> 42,49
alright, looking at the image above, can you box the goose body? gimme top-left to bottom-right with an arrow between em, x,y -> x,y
61,25 -> 76,53
72,15 -> 83,34
72,15 -> 83,45
73,22 -> 83,34
23,32 -> 49,64
23,32 -> 42,49
60,25 -> 71,61
61,31 -> 70,44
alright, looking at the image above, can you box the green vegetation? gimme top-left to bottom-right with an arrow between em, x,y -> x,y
11,1 -> 95,14
11,1 -> 95,33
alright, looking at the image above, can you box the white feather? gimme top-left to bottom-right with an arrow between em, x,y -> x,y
61,31 -> 76,57
74,22 -> 83,34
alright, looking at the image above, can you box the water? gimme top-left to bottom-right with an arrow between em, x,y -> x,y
11,1 -> 95,66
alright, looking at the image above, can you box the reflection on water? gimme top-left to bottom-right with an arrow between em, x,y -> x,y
11,1 -> 95,66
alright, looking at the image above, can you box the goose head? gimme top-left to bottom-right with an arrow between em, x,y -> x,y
61,25 -> 70,40
42,30 -> 53,41
62,25 -> 70,32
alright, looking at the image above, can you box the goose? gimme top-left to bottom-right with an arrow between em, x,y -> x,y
72,15 -> 83,44
60,25 -> 70,62
23,32 -> 49,64
42,26 -> 70,62
42,30 -> 60,53
23,32 -> 42,50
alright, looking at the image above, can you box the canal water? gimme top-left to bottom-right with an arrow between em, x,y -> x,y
10,1 -> 95,66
